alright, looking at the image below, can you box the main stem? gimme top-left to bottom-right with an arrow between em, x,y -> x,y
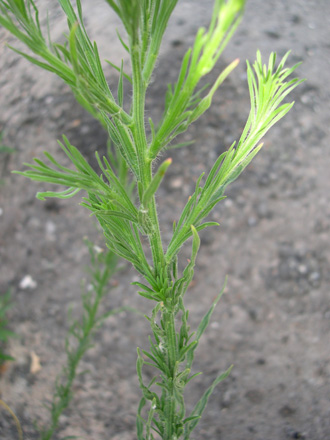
131,37 -> 165,271
131,30 -> 180,440
163,308 -> 178,439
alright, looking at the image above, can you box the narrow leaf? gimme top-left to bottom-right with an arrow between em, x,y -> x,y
184,365 -> 233,438
142,158 -> 172,207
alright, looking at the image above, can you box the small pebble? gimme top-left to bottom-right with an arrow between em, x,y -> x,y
19,275 -> 37,289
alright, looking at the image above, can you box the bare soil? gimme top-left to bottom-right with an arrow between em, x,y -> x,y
0,1 -> 330,439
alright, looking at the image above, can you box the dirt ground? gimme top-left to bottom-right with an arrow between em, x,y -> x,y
0,0 -> 330,439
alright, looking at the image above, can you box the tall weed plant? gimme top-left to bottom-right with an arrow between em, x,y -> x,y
0,0 -> 302,438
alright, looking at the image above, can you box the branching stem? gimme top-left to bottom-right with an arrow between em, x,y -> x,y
2,1 -> 302,439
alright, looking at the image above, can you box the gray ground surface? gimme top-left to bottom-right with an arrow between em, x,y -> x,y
0,1 -> 330,439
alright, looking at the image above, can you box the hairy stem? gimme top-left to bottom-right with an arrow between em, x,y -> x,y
131,32 -> 165,271
163,308 -> 177,439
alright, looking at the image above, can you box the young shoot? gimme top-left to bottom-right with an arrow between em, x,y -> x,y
1,0 -> 302,438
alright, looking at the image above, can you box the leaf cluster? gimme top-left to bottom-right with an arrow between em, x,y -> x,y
136,230 -> 232,439
0,0 -> 130,125
104,0 -> 179,86
149,0 -> 244,156
166,50 -> 303,263
14,48 -> 302,272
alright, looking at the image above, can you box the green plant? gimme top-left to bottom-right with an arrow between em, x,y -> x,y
1,0 -> 302,439
40,240 -> 130,440
0,291 -> 16,364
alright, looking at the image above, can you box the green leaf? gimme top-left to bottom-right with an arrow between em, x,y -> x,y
184,365 -> 233,439
186,280 -> 227,369
142,158 -> 172,207
37,187 -> 81,201
190,225 -> 200,262
92,209 -> 138,224
187,58 -> 239,125
8,45 -> 75,84
166,140 -> 195,150
105,59 -> 132,83
183,415 -> 201,424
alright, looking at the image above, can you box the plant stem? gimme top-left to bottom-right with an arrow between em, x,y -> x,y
163,308 -> 177,439
131,35 -> 165,271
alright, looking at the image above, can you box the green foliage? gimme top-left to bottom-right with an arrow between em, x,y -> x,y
0,0 -> 130,126
0,291 -> 16,364
1,0 -> 302,438
39,240 -> 129,440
